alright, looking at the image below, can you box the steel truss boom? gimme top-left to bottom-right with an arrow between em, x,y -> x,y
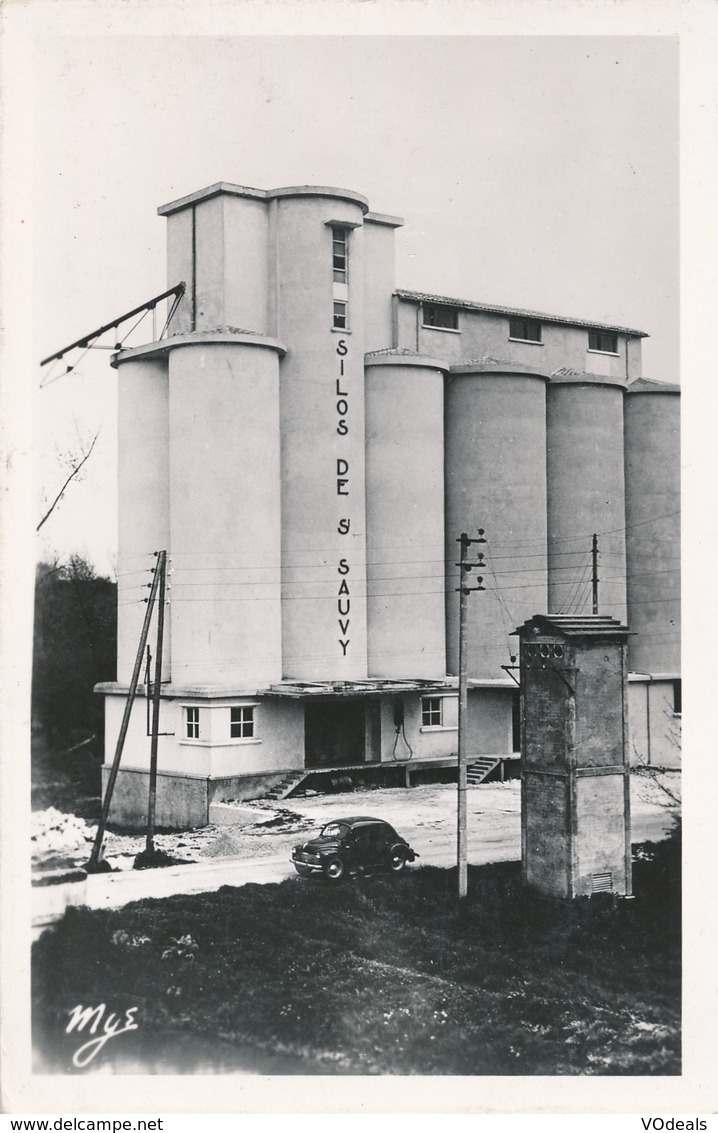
40,282 -> 186,367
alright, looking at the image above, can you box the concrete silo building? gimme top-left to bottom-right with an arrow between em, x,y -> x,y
98,181 -> 680,826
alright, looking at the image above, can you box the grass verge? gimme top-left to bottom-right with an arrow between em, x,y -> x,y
33,839 -> 680,1076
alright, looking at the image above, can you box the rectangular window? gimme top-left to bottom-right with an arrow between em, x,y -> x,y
422,303 -> 459,330
230,705 -> 255,739
672,679 -> 682,716
333,300 -> 348,329
185,706 -> 199,740
509,317 -> 542,343
421,697 -> 442,727
332,228 -> 348,283
588,330 -> 618,353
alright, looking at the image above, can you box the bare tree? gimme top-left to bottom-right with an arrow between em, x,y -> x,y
36,426 -> 100,532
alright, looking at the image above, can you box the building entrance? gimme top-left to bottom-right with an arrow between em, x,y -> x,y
304,700 -> 367,768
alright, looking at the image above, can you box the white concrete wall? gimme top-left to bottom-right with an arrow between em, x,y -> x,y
398,299 -> 641,379
363,219 -> 398,352
628,679 -> 681,768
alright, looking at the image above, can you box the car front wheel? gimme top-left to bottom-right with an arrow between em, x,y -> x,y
389,849 -> 407,873
324,857 -> 345,881
294,864 -> 312,877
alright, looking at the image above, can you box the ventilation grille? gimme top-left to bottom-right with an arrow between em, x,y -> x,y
591,871 -> 614,894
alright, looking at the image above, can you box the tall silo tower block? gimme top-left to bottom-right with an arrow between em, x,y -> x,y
365,351 -> 447,679
272,189 -> 370,680
444,362 -> 549,678
546,373 -> 627,621
624,379 -> 681,675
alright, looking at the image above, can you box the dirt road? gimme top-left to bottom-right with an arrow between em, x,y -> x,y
32,776 -> 677,925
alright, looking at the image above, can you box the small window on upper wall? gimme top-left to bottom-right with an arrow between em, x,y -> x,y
509,317 -> 542,343
422,303 -> 459,330
421,697 -> 443,727
332,228 -> 348,284
333,301 -> 348,329
184,706 -> 200,740
588,331 -> 618,354
231,705 -> 255,739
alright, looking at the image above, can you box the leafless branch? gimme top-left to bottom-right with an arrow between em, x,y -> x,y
36,428 -> 100,532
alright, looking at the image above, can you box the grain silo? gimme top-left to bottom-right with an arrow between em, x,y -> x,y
364,351 -> 446,678
444,362 -> 549,678
546,373 -> 627,621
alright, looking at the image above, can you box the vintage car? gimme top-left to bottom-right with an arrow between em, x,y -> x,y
291,815 -> 418,881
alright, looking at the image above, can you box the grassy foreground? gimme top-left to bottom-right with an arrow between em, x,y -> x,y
33,839 -> 680,1076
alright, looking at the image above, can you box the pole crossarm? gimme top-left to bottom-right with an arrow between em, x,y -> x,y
40,283 -> 186,367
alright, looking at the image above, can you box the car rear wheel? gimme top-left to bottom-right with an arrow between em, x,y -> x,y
389,849 -> 407,873
294,864 -> 312,877
324,857 -> 345,881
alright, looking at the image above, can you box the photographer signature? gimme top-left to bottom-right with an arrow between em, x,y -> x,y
66,1004 -> 139,1068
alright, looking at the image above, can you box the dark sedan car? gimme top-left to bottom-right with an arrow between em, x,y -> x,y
291,815 -> 418,881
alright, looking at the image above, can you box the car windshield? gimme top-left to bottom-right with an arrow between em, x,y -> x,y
320,822 -> 350,839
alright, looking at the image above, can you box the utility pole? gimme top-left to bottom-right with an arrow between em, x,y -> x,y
145,550 -> 167,858
87,551 -> 163,872
456,530 -> 486,903
592,533 -> 599,615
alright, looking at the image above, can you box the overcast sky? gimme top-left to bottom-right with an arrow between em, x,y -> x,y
33,35 -> 679,575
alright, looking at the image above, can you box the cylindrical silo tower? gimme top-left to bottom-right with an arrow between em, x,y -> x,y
114,351 -> 170,683
444,362 -> 549,678
365,351 -> 447,678
167,334 -> 285,687
546,373 -> 627,621
624,379 -> 680,674
269,188 -> 369,680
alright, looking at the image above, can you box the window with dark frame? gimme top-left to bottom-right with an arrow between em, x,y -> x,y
672,679 -> 682,716
588,330 -> 618,353
509,317 -> 542,343
422,697 -> 442,727
332,227 -> 348,283
185,706 -> 199,740
333,300 -> 348,329
422,303 -> 459,330
231,705 -> 255,739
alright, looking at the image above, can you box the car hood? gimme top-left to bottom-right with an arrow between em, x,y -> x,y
294,835 -> 342,854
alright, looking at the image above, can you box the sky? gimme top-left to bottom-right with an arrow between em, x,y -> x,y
32,34 -> 679,576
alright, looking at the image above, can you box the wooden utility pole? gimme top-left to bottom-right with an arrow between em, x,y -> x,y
592,533 -> 599,615
87,552 -> 163,871
456,530 -> 485,902
145,550 -> 167,856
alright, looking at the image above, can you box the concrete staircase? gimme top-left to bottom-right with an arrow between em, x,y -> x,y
466,757 -> 502,786
261,770 -> 309,802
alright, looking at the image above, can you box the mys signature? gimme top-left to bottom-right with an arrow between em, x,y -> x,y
66,1004 -> 139,1068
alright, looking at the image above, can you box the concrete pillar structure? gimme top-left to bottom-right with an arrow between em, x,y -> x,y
546,373 -> 627,622
444,362 -> 549,678
517,614 -> 633,900
364,351 -> 447,678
